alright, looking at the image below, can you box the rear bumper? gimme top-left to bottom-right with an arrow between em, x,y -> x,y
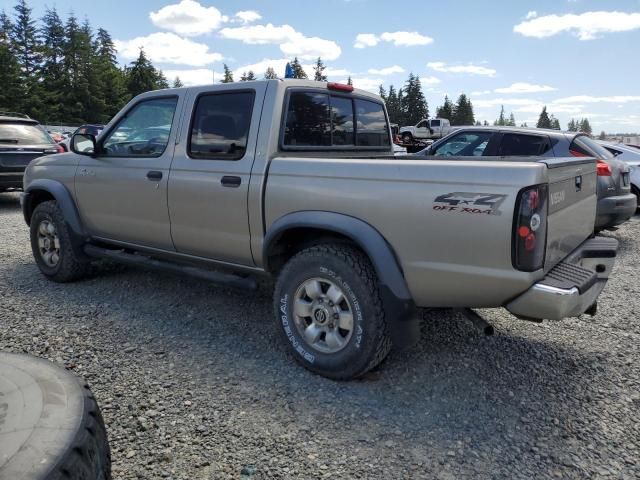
0,172 -> 25,189
506,237 -> 618,320
596,193 -> 636,228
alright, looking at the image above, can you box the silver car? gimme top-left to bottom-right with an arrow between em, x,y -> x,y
598,141 -> 640,208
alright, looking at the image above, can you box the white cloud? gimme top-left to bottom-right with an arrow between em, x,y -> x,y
163,69 -> 220,86
553,95 -> 640,104
115,32 -> 223,66
325,67 -> 351,76
280,36 -> 342,61
233,58 -> 290,79
421,76 -> 441,85
380,31 -> 433,46
526,11 -> 537,20
234,10 -> 261,24
514,11 -> 640,40
494,82 -> 557,94
219,23 -> 298,44
471,90 -> 492,96
219,24 -> 341,60
339,77 -> 383,92
367,65 -> 405,75
473,98 -> 541,108
354,31 -> 433,48
149,0 -> 227,37
427,61 -> 496,77
354,33 -> 379,48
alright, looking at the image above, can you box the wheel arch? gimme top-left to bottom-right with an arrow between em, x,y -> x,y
23,179 -> 86,238
263,211 -> 412,302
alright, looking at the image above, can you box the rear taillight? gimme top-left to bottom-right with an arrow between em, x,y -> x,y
596,159 -> 612,176
513,184 -> 548,272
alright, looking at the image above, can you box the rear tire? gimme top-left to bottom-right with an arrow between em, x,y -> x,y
273,244 -> 392,380
402,132 -> 413,144
30,200 -> 90,282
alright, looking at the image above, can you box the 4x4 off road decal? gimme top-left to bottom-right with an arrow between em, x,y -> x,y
433,192 -> 507,216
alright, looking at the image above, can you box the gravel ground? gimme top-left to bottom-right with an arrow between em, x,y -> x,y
1,191 -> 639,480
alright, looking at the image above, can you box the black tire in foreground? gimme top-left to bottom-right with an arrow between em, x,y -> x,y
30,200 -> 90,283
0,353 -> 111,479
274,244 -> 392,380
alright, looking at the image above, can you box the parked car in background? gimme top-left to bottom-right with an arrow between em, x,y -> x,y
399,118 -> 453,143
416,127 -> 636,230
61,124 -> 104,151
0,113 -> 62,192
598,140 -> 640,208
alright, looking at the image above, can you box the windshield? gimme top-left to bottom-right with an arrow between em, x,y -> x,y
0,123 -> 53,145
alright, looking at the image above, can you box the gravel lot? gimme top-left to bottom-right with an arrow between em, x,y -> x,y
1,192 -> 639,479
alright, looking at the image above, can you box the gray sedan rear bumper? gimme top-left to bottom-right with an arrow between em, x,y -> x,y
596,193 -> 636,229
506,237 -> 618,321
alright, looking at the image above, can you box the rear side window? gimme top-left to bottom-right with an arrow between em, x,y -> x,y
283,91 -> 389,149
0,123 -> 53,145
189,91 -> 255,160
570,135 -> 614,160
431,120 -> 440,127
499,133 -> 550,156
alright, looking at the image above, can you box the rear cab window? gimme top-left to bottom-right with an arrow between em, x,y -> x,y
432,131 -> 493,156
282,90 -> 390,150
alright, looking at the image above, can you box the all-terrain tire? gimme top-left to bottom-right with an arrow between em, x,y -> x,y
273,244 -> 392,380
30,200 -> 90,282
0,353 -> 111,479
401,132 -> 413,144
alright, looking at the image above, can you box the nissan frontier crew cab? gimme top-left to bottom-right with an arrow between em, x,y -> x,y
21,80 -> 618,380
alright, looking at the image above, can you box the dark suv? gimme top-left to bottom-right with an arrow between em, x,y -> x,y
418,127 -> 636,230
0,113 -> 62,192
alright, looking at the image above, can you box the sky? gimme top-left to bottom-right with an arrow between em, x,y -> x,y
13,0 -> 640,133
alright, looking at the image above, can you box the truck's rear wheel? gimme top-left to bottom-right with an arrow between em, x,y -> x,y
273,244 -> 392,380
30,200 -> 90,282
402,132 -> 413,144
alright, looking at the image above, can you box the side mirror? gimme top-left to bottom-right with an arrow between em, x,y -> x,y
70,133 -> 97,156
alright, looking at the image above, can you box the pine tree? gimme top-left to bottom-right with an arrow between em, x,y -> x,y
246,70 -> 256,81
172,76 -> 183,88
221,64 -> 234,83
598,130 -> 606,140
347,76 -> 352,86
94,27 -> 126,120
579,118 -> 592,136
435,95 -> 454,121
39,7 -> 67,123
313,57 -> 327,81
452,94 -> 474,126
550,115 -> 561,130
536,106 -> 552,129
401,73 -> 428,125
264,67 -> 278,79
508,112 -> 516,127
289,57 -> 307,79
494,105 -> 506,126
385,85 -> 401,124
567,119 -> 577,132
483,120 -> 490,126
126,49 -> 158,98
378,85 -> 386,101
12,0 -> 42,116
0,10 -> 22,113
155,70 -> 169,89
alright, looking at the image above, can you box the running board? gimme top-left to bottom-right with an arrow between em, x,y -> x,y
84,244 -> 258,291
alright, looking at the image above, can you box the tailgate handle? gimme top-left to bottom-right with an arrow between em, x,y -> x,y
575,175 -> 582,191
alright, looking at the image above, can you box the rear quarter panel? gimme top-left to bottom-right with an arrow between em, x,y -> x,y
264,157 -> 548,308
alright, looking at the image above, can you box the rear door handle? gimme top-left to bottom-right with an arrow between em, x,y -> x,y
147,171 -> 163,180
221,176 -> 241,187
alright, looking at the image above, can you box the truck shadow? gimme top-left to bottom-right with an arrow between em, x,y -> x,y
4,261 -> 617,476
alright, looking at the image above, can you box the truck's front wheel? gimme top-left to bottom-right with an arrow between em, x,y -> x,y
273,244 -> 391,380
401,132 -> 413,144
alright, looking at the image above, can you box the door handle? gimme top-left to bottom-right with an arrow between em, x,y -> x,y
221,176 -> 242,187
146,171 -> 163,181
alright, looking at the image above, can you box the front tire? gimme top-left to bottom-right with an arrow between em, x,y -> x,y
273,244 -> 391,380
30,200 -> 90,282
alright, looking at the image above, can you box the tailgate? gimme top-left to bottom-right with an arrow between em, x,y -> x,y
539,157 -> 597,270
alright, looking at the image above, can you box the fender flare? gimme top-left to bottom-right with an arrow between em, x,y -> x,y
23,179 -> 86,238
263,211 -> 412,302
